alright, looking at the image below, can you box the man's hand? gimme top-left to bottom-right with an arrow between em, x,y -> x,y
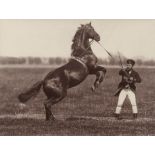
128,77 -> 134,83
123,76 -> 134,83
121,69 -> 126,73
129,77 -> 134,81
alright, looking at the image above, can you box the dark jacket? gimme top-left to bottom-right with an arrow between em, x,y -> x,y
114,69 -> 142,96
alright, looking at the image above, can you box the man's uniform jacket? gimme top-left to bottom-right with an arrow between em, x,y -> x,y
114,69 -> 142,96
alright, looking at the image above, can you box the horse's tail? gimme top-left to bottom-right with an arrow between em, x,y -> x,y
18,80 -> 43,103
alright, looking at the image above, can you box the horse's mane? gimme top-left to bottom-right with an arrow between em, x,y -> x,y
71,25 -> 85,56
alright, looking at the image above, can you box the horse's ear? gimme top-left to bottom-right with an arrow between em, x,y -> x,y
81,24 -> 84,27
89,22 -> 91,26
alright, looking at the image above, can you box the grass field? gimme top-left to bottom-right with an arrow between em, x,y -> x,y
0,66 -> 155,135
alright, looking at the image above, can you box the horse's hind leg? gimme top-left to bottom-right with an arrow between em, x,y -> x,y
44,100 -> 54,121
44,90 -> 67,121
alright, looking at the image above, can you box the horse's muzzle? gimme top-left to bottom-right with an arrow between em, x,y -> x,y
94,35 -> 100,42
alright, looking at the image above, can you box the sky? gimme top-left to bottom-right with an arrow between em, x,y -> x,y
0,19 -> 155,60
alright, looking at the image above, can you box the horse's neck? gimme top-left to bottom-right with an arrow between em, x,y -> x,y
79,29 -> 85,48
77,31 -> 86,48
77,37 -> 93,54
76,29 -> 90,50
71,30 -> 93,57
84,39 -> 92,51
76,30 -> 97,66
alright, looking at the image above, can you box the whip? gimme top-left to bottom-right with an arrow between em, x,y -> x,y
118,51 -> 124,69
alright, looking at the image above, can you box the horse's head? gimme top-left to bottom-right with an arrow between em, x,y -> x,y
71,23 -> 99,70
84,22 -> 100,42
71,23 -> 100,57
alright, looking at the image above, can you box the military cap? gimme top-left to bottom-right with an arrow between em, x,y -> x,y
127,59 -> 135,66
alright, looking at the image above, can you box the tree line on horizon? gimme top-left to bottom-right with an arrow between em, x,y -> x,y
0,55 -> 155,66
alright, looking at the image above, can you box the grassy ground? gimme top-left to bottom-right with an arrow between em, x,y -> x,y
0,67 -> 155,135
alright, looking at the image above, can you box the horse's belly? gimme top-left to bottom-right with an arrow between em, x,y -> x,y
68,71 -> 88,87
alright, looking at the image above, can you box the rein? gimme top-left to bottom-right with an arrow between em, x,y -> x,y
96,41 -> 113,58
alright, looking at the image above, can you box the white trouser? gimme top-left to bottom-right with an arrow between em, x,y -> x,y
115,89 -> 138,114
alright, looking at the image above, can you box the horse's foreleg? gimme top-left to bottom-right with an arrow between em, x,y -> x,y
91,71 -> 105,91
90,65 -> 106,91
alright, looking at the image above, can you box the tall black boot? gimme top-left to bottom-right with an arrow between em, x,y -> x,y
133,113 -> 138,119
114,113 -> 122,120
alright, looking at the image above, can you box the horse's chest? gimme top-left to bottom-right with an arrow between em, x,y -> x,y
87,54 -> 97,68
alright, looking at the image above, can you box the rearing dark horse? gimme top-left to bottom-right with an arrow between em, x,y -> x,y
18,23 -> 106,121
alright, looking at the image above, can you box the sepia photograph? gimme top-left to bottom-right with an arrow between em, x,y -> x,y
0,19 -> 155,136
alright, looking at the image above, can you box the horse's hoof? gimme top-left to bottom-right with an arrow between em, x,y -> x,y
51,117 -> 56,121
46,116 -> 56,121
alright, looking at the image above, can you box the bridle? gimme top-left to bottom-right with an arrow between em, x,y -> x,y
73,25 -> 113,60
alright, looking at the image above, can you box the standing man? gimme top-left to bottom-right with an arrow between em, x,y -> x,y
114,59 -> 142,120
